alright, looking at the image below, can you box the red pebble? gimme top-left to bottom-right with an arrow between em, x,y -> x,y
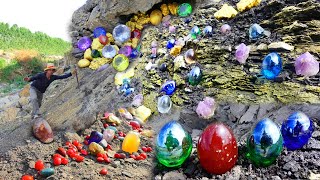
34,160 -> 45,171
100,168 -> 108,175
135,155 -> 143,161
85,135 -> 90,140
129,154 -> 136,159
72,140 -> 80,147
140,153 -> 147,159
53,157 -> 62,166
103,123 -> 109,128
83,140 -> 89,145
119,153 -> 126,159
104,157 -> 111,163
106,144 -> 112,150
197,122 -> 238,174
61,158 -> 68,165
67,149 -> 76,158
75,155 -> 84,162
129,121 -> 140,129
141,147 -> 147,152
103,154 -> 108,159
96,153 -> 104,158
97,157 -> 104,162
114,153 -> 121,158
21,175 -> 34,180
81,149 -> 88,156
65,141 -> 71,146
57,147 -> 67,156
52,153 -> 62,159
146,147 -> 153,152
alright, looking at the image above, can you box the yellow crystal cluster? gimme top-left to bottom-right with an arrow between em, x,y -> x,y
126,12 -> 150,31
237,0 -> 262,12
214,4 -> 238,19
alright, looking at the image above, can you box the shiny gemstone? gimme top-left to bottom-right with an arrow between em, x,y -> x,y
103,129 -> 115,142
77,36 -> 92,51
235,43 -> 250,64
130,49 -> 139,59
220,24 -> 231,34
261,52 -> 282,80
122,131 -> 140,154
281,111 -> 313,151
167,39 -> 175,49
98,35 -> 108,45
102,45 -> 117,58
118,46 -> 132,57
295,52 -> 319,77
131,29 -> 141,39
190,26 -> 201,39
184,49 -> 196,64
93,27 -> 107,38
157,95 -> 172,113
249,23 -> 264,40
246,118 -> 283,167
91,49 -> 101,58
178,3 -> 192,17
184,17 -> 192,23
188,66 -> 202,85
197,122 -> 238,174
161,80 -> 176,95
151,41 -> 158,48
88,131 -> 103,144
196,97 -> 216,119
169,25 -> 176,33
155,121 -> 192,167
159,63 -> 167,72
113,24 -> 131,43
203,26 -> 213,36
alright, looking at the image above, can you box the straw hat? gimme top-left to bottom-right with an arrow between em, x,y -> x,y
44,63 -> 57,71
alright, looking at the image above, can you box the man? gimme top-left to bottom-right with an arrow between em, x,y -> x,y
24,63 -> 76,118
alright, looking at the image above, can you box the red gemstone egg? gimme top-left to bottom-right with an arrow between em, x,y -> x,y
197,122 -> 238,174
100,168 -> 108,175
99,35 -> 108,45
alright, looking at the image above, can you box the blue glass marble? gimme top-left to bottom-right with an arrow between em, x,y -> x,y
161,80 -> 176,95
261,52 -> 282,80
155,120 -> 192,167
246,118 -> 283,167
203,26 -> 213,37
249,23 -> 265,40
88,131 -> 103,144
119,78 -> 134,96
130,49 -> 139,59
190,26 -> 201,39
166,39 -> 175,49
93,27 -> 107,38
281,111 -> 314,151
184,17 -> 192,24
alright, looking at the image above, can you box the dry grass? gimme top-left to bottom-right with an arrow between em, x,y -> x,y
13,49 -> 39,63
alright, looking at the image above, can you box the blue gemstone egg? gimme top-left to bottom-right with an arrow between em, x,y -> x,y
40,168 -> 54,177
261,52 -> 282,80
88,131 -> 103,144
161,80 -> 176,95
155,120 -> 192,167
166,39 -> 175,49
93,27 -> 107,38
281,112 -> 313,151
246,118 -> 283,167
130,49 -> 139,59
249,23 -> 264,40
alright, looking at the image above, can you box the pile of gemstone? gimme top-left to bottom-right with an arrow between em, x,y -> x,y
155,111 -> 314,174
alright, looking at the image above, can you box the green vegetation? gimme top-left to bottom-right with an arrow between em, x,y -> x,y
0,22 -> 71,55
0,58 -> 44,93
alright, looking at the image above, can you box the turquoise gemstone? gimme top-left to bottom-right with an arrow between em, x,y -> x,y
188,66 -> 202,86
40,168 -> 54,177
261,52 -> 282,80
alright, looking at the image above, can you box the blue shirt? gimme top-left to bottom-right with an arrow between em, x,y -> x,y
29,72 -> 72,93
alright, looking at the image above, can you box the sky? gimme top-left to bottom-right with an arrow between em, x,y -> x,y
0,0 -> 87,42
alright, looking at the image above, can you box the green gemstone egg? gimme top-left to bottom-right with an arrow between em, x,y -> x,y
112,54 -> 129,72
